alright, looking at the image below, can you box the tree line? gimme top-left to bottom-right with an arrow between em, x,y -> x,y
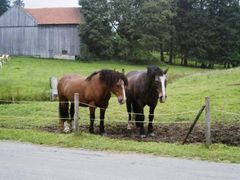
0,0 -> 239,67
0,0 -> 24,15
79,0 -> 240,68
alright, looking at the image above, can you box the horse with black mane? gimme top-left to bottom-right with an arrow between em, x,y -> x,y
57,69 -> 128,135
126,66 -> 168,137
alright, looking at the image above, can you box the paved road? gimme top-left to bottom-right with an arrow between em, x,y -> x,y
0,141 -> 239,180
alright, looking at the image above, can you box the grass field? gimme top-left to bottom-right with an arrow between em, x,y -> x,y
0,57 -> 239,163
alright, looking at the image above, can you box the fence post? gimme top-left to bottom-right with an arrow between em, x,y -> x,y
205,96 -> 211,146
50,76 -> 58,101
182,105 -> 205,144
74,93 -> 80,135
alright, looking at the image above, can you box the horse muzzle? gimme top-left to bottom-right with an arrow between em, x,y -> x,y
160,96 -> 167,103
118,96 -> 126,105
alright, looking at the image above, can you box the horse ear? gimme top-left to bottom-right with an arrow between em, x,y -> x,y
147,66 -> 155,76
164,68 -> 169,74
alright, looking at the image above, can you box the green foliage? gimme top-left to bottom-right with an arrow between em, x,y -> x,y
12,0 -> 25,7
0,0 -> 10,16
79,0 -> 113,57
173,0 -> 240,67
79,0 -> 174,63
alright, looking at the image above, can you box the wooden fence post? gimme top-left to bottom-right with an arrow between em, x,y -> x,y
50,76 -> 58,101
182,105 -> 206,144
74,93 -> 80,135
205,96 -> 211,146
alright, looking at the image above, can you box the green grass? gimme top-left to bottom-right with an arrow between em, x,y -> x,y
1,128 -> 240,163
0,56 -> 206,100
0,56 -> 240,163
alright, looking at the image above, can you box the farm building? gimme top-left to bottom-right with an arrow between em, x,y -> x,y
0,6 -> 84,59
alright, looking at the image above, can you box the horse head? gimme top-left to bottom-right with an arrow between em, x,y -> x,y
99,70 -> 128,105
111,79 -> 127,104
147,66 -> 168,103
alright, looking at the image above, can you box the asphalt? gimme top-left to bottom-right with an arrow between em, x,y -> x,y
0,141 -> 239,180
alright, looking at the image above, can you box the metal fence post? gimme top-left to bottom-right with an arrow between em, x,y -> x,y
205,96 -> 211,146
74,93 -> 79,135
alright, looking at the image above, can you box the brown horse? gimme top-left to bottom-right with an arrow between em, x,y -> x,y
57,69 -> 128,134
126,66 -> 168,138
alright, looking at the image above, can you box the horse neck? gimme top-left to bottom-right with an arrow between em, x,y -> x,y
89,74 -> 111,97
143,73 -> 155,92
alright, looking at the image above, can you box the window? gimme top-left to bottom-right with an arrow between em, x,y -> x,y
62,50 -> 68,55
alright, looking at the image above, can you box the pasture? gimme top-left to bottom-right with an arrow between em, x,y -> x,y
0,57 -> 240,163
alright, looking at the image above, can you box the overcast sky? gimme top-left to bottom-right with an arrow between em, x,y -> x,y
11,0 -> 80,8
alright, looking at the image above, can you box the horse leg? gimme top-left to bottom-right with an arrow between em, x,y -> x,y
126,98 -> 133,130
132,103 -> 140,127
148,105 -> 156,137
100,108 -> 106,135
89,107 -> 96,133
70,102 -> 75,131
134,105 -> 145,138
59,97 -> 70,133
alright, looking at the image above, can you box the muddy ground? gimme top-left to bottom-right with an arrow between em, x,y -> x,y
43,122 -> 240,146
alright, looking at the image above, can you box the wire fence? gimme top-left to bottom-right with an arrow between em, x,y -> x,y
0,99 -> 239,126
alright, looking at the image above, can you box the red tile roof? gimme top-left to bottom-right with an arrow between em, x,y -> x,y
25,7 -> 84,25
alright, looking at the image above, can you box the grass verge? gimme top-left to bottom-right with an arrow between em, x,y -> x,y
0,128 -> 239,163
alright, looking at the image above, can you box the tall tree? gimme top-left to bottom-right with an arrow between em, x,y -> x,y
79,0 -> 113,57
110,0 -> 144,61
140,0 -> 175,62
0,0 -> 10,16
13,0 -> 25,7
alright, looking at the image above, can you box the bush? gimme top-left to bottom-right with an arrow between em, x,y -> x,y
127,49 -> 158,64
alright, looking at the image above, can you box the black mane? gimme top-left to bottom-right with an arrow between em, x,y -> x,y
86,69 -> 128,87
147,65 -> 164,78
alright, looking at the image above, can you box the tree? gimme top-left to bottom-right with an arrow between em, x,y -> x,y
13,0 -> 25,7
110,0 -> 145,61
0,0 -> 10,16
174,0 -> 240,68
79,0 -> 113,57
140,0 -> 175,62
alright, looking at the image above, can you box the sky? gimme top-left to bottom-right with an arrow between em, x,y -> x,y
11,0 -> 80,8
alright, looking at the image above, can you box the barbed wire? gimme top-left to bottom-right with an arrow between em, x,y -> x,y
213,108 -> 240,117
0,99 -> 199,116
0,115 -> 201,125
1,100 -> 240,118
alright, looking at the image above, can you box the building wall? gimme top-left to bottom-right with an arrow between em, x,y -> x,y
0,7 -> 80,58
38,25 -> 80,58
0,6 -> 37,27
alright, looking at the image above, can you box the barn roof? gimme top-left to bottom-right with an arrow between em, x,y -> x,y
25,7 -> 84,25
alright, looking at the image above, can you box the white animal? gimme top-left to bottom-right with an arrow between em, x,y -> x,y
3,54 -> 10,62
0,55 -> 5,63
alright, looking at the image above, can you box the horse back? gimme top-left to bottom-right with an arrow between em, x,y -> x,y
58,74 -> 87,101
126,71 -> 146,93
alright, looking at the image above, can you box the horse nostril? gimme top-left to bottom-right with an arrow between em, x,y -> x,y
160,96 -> 167,103
118,97 -> 125,104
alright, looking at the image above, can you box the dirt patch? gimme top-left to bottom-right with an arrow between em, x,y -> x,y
42,122 -> 240,146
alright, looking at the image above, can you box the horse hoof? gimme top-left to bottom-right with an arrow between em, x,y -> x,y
136,123 -> 140,127
149,132 -> 155,137
89,127 -> 94,134
89,130 -> 94,134
63,127 -> 71,133
127,124 -> 132,130
101,132 -> 107,136
140,134 -> 146,138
